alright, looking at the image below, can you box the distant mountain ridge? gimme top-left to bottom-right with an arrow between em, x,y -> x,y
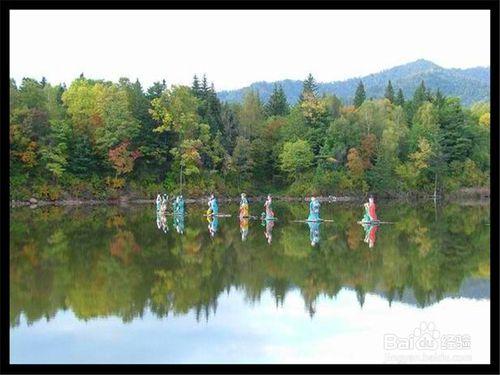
217,59 -> 490,106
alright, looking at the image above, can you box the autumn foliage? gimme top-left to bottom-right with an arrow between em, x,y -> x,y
108,140 -> 141,176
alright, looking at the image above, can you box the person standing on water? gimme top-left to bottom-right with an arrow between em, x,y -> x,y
263,194 -> 274,220
239,193 -> 249,219
174,195 -> 185,215
156,194 -> 162,212
161,194 -> 169,214
362,194 -> 378,222
172,196 -> 177,213
308,196 -> 321,222
207,193 -> 219,216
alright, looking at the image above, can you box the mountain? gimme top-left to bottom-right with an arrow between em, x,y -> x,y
358,277 -> 490,308
217,59 -> 490,107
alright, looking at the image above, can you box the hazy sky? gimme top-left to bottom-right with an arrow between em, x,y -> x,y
10,10 -> 490,90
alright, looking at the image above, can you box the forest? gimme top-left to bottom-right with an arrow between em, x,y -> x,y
9,73 -> 490,201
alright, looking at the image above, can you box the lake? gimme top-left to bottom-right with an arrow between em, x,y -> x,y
9,201 -> 490,364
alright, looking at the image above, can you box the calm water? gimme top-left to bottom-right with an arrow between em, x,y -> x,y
10,201 -> 490,364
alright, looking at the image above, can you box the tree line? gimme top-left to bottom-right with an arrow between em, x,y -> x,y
9,73 -> 490,200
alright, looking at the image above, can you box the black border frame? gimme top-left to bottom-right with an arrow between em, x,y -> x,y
1,1 -> 498,374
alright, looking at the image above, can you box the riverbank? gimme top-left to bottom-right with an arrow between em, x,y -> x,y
10,187 -> 490,208
10,195 -> 356,208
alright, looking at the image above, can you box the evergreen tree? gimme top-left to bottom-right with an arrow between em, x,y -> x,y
193,75 -> 223,136
201,74 -> 209,98
395,88 -> 405,106
353,81 -> 366,108
206,82 -> 222,134
265,84 -> 289,116
438,98 -> 472,164
146,79 -> 166,101
299,73 -> 318,101
434,89 -> 445,108
384,80 -> 395,103
192,75 -> 201,98
220,103 -> 239,153
412,80 -> 428,109
67,134 -> 97,176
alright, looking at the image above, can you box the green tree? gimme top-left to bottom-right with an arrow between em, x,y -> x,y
149,86 -> 211,182
394,88 -> 405,106
192,75 -> 201,97
219,103 -> 240,153
265,84 -> 289,117
40,120 -> 71,181
279,140 -> 314,180
438,98 -> 472,164
396,138 -> 434,191
299,73 -> 319,101
384,81 -> 395,103
146,80 -> 167,101
353,81 -> 366,108
412,81 -> 429,113
237,89 -> 265,139
232,136 -> 255,184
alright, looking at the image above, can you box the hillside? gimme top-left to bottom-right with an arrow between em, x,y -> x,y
217,59 -> 490,106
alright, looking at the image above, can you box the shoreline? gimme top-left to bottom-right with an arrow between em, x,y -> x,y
10,195 -> 356,208
10,190 -> 490,209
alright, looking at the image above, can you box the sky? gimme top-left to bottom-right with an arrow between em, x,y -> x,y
10,10 -> 490,91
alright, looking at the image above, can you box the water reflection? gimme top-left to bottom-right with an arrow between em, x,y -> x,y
308,221 -> 321,247
9,202 -> 490,327
207,215 -> 219,237
361,223 -> 378,248
174,214 -> 185,235
263,218 -> 275,244
240,217 -> 249,241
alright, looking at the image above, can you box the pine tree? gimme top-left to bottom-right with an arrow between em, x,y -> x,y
438,98 -> 472,164
146,79 -> 167,101
299,73 -> 318,101
353,81 -> 366,108
384,80 -> 395,103
192,75 -> 201,98
201,74 -> 209,98
434,89 -> 445,108
198,80 -> 222,135
412,80 -> 428,109
265,84 -> 289,116
395,88 -> 405,106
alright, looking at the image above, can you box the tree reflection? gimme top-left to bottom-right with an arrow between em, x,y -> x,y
10,202 -> 490,326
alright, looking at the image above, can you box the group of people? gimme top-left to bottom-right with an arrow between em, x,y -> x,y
156,194 -> 186,234
156,192 -> 380,246
206,193 -> 276,221
156,194 -> 185,215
